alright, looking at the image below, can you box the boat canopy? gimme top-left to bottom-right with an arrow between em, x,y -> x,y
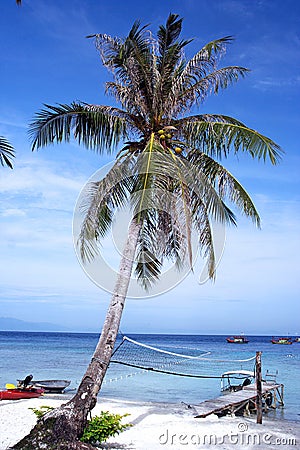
221,370 -> 255,392
221,370 -> 254,377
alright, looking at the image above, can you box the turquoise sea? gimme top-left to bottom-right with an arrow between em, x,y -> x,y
0,332 -> 299,422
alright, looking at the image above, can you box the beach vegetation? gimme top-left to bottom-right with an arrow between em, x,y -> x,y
80,411 -> 132,445
13,12 -> 282,450
29,406 -> 55,419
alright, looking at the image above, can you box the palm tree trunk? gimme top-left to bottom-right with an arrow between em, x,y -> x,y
12,218 -> 142,450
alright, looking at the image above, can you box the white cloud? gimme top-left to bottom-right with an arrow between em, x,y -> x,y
253,77 -> 300,91
0,160 -> 83,196
1,208 -> 26,217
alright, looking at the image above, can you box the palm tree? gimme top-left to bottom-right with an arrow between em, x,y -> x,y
14,14 -> 282,450
0,136 -> 15,168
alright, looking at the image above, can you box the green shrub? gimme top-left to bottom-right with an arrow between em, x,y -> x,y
29,405 -> 54,419
80,411 -> 132,444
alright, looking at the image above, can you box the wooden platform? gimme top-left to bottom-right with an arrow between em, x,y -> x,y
193,382 -> 283,418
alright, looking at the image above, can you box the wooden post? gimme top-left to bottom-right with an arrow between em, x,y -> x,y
256,351 -> 262,424
273,388 -> 277,408
280,384 -> 284,406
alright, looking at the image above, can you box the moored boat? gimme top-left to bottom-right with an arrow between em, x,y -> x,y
0,388 -> 44,401
271,337 -> 292,345
221,370 -> 254,392
31,380 -> 71,393
17,379 -> 71,393
226,335 -> 249,344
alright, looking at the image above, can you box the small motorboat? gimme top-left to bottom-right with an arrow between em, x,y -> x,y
17,375 -> 71,394
271,337 -> 292,345
0,387 -> 44,401
226,335 -> 249,344
221,370 -> 255,392
30,380 -> 71,393
294,337 -> 300,343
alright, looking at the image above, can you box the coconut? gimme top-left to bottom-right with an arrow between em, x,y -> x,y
160,134 -> 166,140
158,129 -> 164,135
174,147 -> 182,154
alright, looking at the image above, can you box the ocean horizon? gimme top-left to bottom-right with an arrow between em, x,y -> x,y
1,331 -> 299,422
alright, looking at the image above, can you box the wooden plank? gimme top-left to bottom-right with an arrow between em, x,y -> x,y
194,384 -> 280,418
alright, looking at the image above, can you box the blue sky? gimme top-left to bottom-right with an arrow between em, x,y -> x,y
0,0 -> 299,334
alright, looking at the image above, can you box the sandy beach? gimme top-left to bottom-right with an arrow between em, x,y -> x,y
0,395 -> 299,450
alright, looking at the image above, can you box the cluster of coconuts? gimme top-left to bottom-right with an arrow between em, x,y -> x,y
157,127 -> 182,155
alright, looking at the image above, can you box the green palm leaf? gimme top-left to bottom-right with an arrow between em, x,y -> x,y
189,151 -> 260,226
0,136 -> 15,169
191,196 -> 217,280
179,114 -> 282,164
91,21 -> 153,115
30,103 -> 128,153
135,212 -> 163,290
77,157 -> 134,263
178,66 -> 249,111
166,36 -> 245,115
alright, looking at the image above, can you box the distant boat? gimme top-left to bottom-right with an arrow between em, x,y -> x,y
271,337 -> 292,345
17,379 -> 71,393
0,387 -> 44,401
294,337 -> 300,343
226,335 -> 249,344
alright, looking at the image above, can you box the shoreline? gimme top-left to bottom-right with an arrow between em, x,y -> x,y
1,395 -> 299,449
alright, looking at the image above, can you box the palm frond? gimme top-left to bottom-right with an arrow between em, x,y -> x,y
0,136 -> 15,169
184,36 -> 234,77
92,21 -> 153,114
89,23 -> 149,75
189,151 -> 261,227
157,13 -> 191,72
134,149 -> 234,273
177,66 -> 249,111
157,209 -> 186,270
135,247 -> 162,290
77,157 -> 134,263
190,194 -> 217,280
167,154 -> 236,226
166,148 -> 194,269
30,103 -> 128,153
178,36 -> 234,82
134,217 -> 162,290
105,82 -> 149,121
157,14 -> 183,52
179,115 -> 283,164
154,14 -> 192,119
132,133 -> 157,221
165,36 -> 235,115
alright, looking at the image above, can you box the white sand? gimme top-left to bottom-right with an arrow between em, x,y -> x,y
1,396 -> 299,449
